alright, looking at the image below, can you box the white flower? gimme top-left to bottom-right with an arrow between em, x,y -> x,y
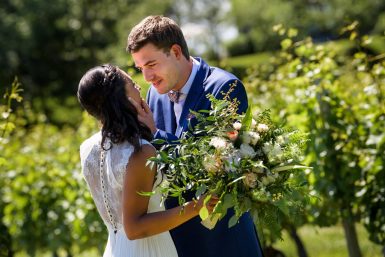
263,142 -> 283,162
240,143 -> 256,158
262,142 -> 273,154
243,172 -> 258,188
248,132 -> 260,145
233,121 -> 242,131
203,155 -> 221,173
209,137 -> 228,150
276,135 -> 285,145
242,131 -> 259,145
271,144 -> 283,159
257,124 -> 269,133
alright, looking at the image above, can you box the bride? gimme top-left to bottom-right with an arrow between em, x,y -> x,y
77,64 -> 217,257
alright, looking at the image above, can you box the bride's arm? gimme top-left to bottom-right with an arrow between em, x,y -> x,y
122,144 -> 213,240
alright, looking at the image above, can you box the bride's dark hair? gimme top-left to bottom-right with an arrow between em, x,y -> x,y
77,64 -> 152,152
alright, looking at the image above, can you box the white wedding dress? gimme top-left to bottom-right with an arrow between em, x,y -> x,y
80,132 -> 178,257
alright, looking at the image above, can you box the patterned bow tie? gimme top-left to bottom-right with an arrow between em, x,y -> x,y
168,90 -> 182,103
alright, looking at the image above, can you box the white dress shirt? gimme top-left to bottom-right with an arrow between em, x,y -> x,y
174,57 -> 200,125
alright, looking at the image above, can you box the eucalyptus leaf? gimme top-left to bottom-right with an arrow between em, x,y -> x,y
228,214 -> 239,228
199,206 -> 209,220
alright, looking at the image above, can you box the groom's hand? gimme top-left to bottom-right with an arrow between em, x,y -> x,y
129,97 -> 157,134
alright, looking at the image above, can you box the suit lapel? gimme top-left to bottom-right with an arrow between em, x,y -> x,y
176,59 -> 210,137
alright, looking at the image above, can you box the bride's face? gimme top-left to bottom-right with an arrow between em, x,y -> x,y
121,70 -> 142,103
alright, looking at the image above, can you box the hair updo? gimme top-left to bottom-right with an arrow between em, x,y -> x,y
77,64 -> 152,152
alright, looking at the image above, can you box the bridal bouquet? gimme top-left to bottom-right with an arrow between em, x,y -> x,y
149,87 -> 311,239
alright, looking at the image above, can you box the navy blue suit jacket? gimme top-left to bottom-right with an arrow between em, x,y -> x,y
147,58 -> 264,257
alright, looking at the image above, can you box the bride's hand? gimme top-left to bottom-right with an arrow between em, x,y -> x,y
128,97 -> 157,134
195,194 -> 219,214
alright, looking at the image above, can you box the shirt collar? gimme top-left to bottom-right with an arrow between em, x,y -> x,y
179,57 -> 200,95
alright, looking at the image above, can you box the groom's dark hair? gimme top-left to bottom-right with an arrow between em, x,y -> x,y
126,15 -> 190,60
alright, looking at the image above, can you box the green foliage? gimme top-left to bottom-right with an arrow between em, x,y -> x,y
151,88 -> 311,243
0,0 -> 174,126
274,224 -> 383,257
244,22 -> 385,249
0,79 -> 108,255
0,78 -> 22,257
229,0 -> 385,54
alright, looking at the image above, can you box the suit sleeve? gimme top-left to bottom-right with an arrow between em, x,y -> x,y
146,88 -> 179,146
153,129 -> 178,144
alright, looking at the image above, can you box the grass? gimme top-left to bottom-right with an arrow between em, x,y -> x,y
15,224 -> 382,257
273,223 -> 383,257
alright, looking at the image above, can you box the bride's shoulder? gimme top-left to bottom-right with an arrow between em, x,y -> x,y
126,139 -> 156,163
80,132 -> 101,158
80,131 -> 101,147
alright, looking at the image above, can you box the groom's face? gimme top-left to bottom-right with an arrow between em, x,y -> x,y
131,43 -> 183,94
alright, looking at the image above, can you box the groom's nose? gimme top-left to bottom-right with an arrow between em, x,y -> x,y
142,68 -> 155,82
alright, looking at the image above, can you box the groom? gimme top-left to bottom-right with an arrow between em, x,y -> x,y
127,15 -> 264,257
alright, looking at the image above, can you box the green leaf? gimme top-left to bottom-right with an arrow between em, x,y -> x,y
281,38 -> 292,49
137,191 -> 155,196
152,139 -> 166,144
228,214 -> 238,228
195,184 -> 207,198
240,106 -> 253,132
199,206 -> 209,220
223,194 -> 235,209
159,151 -> 169,161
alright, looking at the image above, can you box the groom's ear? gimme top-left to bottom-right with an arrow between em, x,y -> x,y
170,44 -> 183,60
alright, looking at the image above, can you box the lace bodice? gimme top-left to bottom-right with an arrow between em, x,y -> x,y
80,132 -> 164,233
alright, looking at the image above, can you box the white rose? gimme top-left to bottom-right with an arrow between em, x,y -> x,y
209,137 -> 228,150
248,132 -> 260,145
257,124 -> 269,133
233,121 -> 242,131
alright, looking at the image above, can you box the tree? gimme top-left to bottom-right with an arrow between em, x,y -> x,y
172,0 -> 234,60
243,23 -> 385,257
0,79 -> 22,257
228,0 -> 385,55
0,0 -> 175,125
